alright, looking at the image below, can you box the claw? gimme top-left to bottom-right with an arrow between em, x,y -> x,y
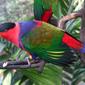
24,57 -> 31,66
3,62 -> 8,67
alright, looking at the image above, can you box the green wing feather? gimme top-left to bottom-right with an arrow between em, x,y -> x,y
34,0 -> 58,20
21,22 -> 75,66
34,0 -> 43,20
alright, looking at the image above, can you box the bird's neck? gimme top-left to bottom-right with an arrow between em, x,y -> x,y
0,23 -> 20,47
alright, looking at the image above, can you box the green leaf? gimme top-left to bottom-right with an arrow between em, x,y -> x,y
11,70 -> 23,85
2,72 -> 12,85
22,64 -> 62,85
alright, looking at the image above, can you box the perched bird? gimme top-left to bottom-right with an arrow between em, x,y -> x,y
34,0 -> 58,22
0,20 -> 84,66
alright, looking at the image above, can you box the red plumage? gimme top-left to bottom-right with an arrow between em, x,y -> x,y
0,23 -> 20,47
62,32 -> 83,50
41,7 -> 52,22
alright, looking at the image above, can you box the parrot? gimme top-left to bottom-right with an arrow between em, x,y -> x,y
34,0 -> 58,22
0,20 -> 84,66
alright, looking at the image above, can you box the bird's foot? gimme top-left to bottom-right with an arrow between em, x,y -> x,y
24,57 -> 31,66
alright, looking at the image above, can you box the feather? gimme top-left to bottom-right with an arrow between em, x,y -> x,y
34,0 -> 58,21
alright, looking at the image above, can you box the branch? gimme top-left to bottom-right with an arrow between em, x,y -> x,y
58,9 -> 82,29
80,8 -> 85,64
0,60 -> 42,69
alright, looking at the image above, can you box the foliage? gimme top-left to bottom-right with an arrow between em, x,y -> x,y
0,0 -> 85,85
0,64 -> 62,85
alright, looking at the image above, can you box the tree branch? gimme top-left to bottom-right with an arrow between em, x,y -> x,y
58,9 -> 82,29
0,60 -> 42,69
80,8 -> 85,64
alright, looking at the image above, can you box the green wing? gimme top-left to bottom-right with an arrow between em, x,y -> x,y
22,22 -> 64,51
34,0 -> 58,20
42,0 -> 58,16
34,0 -> 43,20
21,22 -> 75,66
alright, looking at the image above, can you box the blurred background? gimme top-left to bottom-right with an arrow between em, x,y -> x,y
0,0 -> 85,85
0,0 -> 33,22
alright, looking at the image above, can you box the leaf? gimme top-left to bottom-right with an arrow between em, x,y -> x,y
11,70 -> 23,85
2,72 -> 12,85
22,64 -> 62,85
0,43 -> 6,52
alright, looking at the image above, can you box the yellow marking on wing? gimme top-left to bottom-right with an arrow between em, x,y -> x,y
47,51 -> 65,54
49,57 -> 60,60
48,54 -> 62,57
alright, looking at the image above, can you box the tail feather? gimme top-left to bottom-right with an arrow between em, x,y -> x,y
62,32 -> 83,51
49,50 -> 77,66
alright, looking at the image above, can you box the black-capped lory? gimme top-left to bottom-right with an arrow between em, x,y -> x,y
0,20 -> 84,66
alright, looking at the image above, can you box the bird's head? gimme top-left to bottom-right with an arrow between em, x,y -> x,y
0,22 -> 20,47
0,22 -> 18,42
0,22 -> 15,32
0,22 -> 16,38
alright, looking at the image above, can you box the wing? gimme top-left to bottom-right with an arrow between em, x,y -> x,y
34,0 -> 43,20
34,0 -> 58,20
21,22 -> 64,51
42,0 -> 58,15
